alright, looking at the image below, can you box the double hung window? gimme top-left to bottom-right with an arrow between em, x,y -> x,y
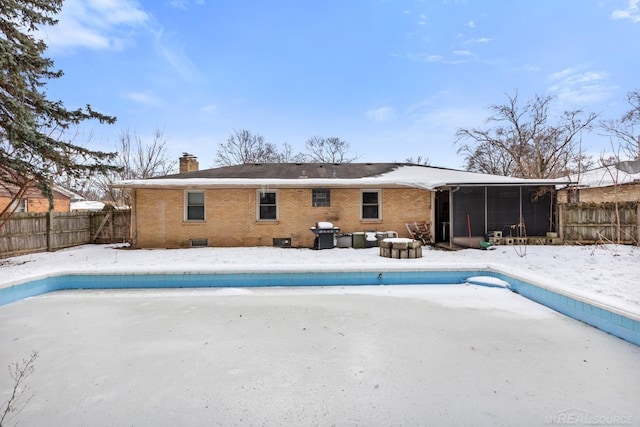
258,190 -> 277,220
185,191 -> 205,221
362,190 -> 381,220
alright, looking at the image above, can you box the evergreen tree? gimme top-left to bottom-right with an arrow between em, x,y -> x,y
0,0 -> 118,217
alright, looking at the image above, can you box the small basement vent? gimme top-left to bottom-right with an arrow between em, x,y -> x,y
190,238 -> 208,248
273,238 -> 291,247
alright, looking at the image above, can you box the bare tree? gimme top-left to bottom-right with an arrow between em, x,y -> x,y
600,90 -> 640,160
214,131 -> 357,165
91,128 -> 176,206
304,136 -> 359,163
598,144 -> 627,244
597,90 -> 640,244
0,350 -> 38,427
215,129 -> 284,165
456,92 -> 597,178
275,142 -> 306,163
404,156 -> 431,166
456,139 -> 516,176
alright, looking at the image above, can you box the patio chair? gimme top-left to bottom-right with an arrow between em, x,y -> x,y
405,222 -> 432,245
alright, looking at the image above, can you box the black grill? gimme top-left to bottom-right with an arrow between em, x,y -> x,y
310,227 -> 341,249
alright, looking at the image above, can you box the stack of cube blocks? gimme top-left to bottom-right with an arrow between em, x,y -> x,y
379,239 -> 423,259
488,231 -> 562,245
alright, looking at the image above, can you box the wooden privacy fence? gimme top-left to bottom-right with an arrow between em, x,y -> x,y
559,202 -> 639,244
0,210 -> 131,258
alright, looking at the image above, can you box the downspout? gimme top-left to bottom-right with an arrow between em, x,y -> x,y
519,187 -> 523,235
449,186 -> 461,248
132,188 -> 138,248
484,186 -> 488,236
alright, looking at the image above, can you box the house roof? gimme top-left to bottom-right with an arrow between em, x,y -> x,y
0,171 -> 82,201
0,182 -> 73,200
114,163 -> 568,190
159,162 -> 400,179
565,161 -> 640,189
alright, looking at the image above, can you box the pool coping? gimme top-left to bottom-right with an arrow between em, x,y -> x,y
1,266 -> 639,347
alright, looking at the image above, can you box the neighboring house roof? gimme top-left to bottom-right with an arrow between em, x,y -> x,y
0,183 -> 72,201
114,163 -> 568,190
54,186 -> 85,202
0,175 -> 80,201
70,201 -> 105,211
565,161 -> 640,189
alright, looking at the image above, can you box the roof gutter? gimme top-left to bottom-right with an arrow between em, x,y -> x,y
434,180 -> 572,188
111,178 -> 421,190
111,178 -> 573,190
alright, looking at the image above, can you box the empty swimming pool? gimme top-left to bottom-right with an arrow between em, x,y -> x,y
1,283 -> 639,426
2,270 -> 639,346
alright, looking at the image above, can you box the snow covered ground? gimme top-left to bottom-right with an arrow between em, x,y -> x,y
1,244 -> 639,425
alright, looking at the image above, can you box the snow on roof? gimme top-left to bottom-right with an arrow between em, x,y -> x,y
568,161 -> 640,188
70,201 -> 105,211
377,165 -> 567,188
53,185 -> 84,201
114,164 -> 567,190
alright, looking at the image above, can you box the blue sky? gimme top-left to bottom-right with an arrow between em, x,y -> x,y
40,0 -> 640,169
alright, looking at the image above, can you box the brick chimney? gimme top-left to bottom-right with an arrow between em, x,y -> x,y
179,153 -> 199,173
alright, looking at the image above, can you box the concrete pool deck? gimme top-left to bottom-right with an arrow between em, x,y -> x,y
1,285 -> 639,426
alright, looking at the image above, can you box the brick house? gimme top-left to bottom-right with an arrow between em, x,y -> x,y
0,181 -> 73,213
114,156 -> 566,249
557,161 -> 640,204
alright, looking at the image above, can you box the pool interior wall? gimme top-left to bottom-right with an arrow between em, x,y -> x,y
1,270 -> 639,347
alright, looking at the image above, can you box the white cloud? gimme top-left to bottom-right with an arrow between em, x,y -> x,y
152,28 -> 203,84
200,104 -> 218,115
612,0 -> 640,22
366,107 -> 395,123
466,20 -> 475,28
40,0 -> 202,84
40,0 -> 148,50
169,0 -> 206,9
547,67 -> 615,106
90,0 -> 148,25
426,54 -> 444,62
124,91 -> 162,106
548,67 -> 575,81
406,53 -> 444,62
170,0 -> 189,8
466,37 -> 492,44
406,51 -> 474,65
406,99 -> 484,130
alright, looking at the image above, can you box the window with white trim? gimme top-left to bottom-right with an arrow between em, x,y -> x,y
185,191 -> 205,221
361,190 -> 381,220
9,198 -> 27,213
258,190 -> 277,220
